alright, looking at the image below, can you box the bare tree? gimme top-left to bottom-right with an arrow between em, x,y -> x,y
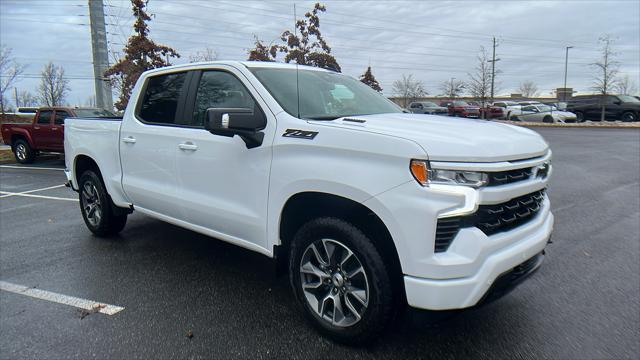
0,46 -> 25,113
392,74 -> 426,108
591,35 -> 619,121
616,74 -> 638,95
189,47 -> 217,63
518,80 -> 539,98
38,62 -> 70,106
467,47 -> 492,106
439,79 -> 465,99
16,90 -> 39,107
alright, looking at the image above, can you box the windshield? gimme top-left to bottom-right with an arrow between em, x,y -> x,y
423,102 -> 438,107
74,108 -> 118,117
618,95 -> 640,103
536,105 -> 552,112
249,67 -> 402,120
453,101 -> 469,106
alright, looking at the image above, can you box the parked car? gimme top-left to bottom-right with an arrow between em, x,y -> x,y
65,61 -> 553,344
512,104 -> 577,123
1,107 -> 117,163
408,101 -> 448,115
479,105 -> 504,119
566,94 -> 640,122
446,100 -> 480,118
492,101 -> 522,119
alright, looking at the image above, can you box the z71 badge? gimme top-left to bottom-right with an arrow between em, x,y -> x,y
282,129 -> 318,139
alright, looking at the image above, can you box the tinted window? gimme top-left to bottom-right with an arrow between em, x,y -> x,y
37,110 -> 52,124
189,71 -> 256,127
138,72 -> 187,124
410,103 -> 418,108
54,111 -> 70,125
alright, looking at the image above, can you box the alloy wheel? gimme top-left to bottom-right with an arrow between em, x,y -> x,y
81,181 -> 102,227
15,144 -> 26,161
299,238 -> 369,327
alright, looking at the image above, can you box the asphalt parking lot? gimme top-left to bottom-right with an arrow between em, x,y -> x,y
0,127 -> 638,359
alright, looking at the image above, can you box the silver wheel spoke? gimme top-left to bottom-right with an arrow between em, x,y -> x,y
301,261 -> 329,280
347,286 -> 367,306
309,243 -> 328,266
332,293 -> 346,325
322,239 -> 336,265
347,265 -> 365,279
344,295 -> 361,321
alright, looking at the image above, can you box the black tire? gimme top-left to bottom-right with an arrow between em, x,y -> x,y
542,116 -> 554,123
621,111 -> 637,122
78,170 -> 127,237
574,111 -> 585,122
13,139 -> 35,164
510,115 -> 520,121
289,217 -> 395,345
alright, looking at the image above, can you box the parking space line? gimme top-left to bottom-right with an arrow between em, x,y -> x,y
0,191 -> 78,202
0,281 -> 125,315
0,165 -> 64,171
0,184 -> 66,198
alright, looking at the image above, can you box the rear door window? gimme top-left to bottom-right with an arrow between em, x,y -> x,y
37,110 -> 52,124
54,111 -> 70,125
138,72 -> 188,124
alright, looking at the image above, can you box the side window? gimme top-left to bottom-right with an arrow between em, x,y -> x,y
409,103 -> 417,108
54,111 -> 70,125
189,71 -> 256,127
606,96 -> 619,104
37,110 -> 52,124
138,72 -> 188,124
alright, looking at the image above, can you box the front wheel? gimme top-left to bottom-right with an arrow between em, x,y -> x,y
289,217 -> 395,344
543,116 -> 554,123
13,139 -> 35,164
79,170 -> 127,237
574,111 -> 585,122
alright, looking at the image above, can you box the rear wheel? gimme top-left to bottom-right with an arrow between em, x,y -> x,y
510,115 -> 520,121
289,217 -> 395,344
574,111 -> 585,122
542,116 -> 554,123
79,170 -> 127,236
13,139 -> 35,164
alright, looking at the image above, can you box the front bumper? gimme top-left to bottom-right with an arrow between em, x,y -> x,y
403,204 -> 553,310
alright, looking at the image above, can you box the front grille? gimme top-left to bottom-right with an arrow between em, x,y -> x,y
488,167 -> 533,186
434,190 -> 546,253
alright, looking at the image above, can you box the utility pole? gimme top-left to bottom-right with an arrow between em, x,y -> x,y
88,0 -> 113,110
14,87 -> 19,109
563,46 -> 573,102
449,77 -> 455,100
488,37 -> 501,102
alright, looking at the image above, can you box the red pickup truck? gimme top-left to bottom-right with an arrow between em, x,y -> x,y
1,107 -> 116,163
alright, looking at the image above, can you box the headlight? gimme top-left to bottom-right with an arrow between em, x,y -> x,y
410,160 -> 488,188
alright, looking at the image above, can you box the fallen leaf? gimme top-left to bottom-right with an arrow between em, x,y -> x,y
186,330 -> 193,339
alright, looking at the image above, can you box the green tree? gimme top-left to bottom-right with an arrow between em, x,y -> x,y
359,66 -> 382,92
272,3 -> 340,71
105,0 -> 180,110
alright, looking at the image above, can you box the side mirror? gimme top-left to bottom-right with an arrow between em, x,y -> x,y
205,107 -> 267,149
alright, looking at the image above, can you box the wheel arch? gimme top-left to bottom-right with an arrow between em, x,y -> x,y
10,130 -> 33,149
276,191 -> 404,297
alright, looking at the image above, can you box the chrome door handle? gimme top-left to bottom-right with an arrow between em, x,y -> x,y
178,142 -> 198,151
122,136 -> 136,144
51,127 -> 59,131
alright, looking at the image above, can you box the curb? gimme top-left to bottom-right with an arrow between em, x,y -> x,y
496,121 -> 640,129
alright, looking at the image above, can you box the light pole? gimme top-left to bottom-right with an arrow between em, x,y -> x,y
563,46 -> 573,102
449,77 -> 455,100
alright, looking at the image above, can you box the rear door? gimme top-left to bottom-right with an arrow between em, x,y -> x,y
32,110 -> 53,149
52,110 -> 69,151
120,71 -> 190,220
172,67 -> 275,250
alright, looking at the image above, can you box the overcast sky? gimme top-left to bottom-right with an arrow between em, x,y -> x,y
1,0 -> 639,106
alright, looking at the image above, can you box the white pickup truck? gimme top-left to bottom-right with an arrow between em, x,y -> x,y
65,61 -> 553,343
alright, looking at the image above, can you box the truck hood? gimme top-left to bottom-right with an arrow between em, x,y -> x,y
317,113 -> 549,162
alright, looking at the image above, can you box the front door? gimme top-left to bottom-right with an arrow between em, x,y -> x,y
173,68 -> 275,251
32,110 -> 53,149
120,70 -> 190,220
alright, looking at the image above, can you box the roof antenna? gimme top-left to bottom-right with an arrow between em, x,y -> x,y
294,3 -> 301,119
